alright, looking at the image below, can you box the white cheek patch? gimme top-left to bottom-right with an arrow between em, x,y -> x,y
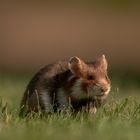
70,79 -> 111,99
70,79 -> 87,99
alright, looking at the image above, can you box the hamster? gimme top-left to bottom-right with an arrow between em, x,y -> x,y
20,55 -> 111,115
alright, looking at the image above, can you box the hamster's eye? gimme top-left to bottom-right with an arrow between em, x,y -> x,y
87,75 -> 95,80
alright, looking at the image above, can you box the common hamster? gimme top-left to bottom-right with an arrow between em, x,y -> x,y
20,55 -> 111,115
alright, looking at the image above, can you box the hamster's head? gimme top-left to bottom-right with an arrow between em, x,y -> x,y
68,55 -> 111,99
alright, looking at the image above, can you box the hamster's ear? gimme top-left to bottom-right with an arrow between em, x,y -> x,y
69,56 -> 84,75
96,54 -> 108,71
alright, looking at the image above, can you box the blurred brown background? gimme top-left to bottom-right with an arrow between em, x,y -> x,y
0,1 -> 140,73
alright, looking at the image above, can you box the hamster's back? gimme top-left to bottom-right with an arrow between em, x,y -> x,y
20,61 -> 72,114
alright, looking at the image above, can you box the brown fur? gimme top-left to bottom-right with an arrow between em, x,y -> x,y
20,55 -> 111,116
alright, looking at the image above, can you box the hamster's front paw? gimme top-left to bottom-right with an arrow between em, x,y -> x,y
89,107 -> 97,114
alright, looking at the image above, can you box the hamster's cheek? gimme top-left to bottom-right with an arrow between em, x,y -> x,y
81,80 -> 95,90
87,85 -> 103,97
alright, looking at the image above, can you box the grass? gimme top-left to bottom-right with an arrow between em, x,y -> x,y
0,73 -> 140,140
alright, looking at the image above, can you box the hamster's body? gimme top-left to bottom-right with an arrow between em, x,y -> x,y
20,55 -> 111,115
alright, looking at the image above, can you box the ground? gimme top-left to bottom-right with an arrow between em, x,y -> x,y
0,73 -> 140,140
